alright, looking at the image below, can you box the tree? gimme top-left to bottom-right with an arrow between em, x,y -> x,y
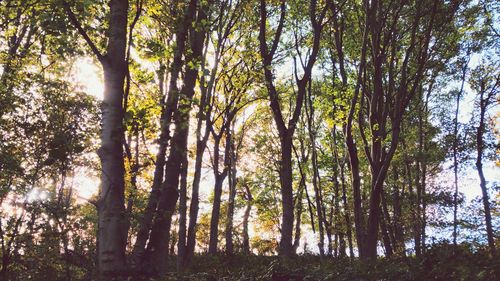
141,0 -> 211,276
469,60 -> 499,255
63,0 -> 131,276
341,0 -> 461,259
258,0 -> 327,257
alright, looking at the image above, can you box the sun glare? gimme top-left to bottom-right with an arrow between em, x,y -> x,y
73,170 -> 100,201
73,57 -> 104,100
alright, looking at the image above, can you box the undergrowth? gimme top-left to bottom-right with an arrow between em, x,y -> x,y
159,244 -> 499,281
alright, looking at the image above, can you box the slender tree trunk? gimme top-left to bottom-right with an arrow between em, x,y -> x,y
131,0 -> 197,268
293,182 -> 304,252
453,58 -> 468,247
340,160 -> 355,259
420,92 -> 430,253
421,161 -> 427,253
392,168 -> 405,256
185,118 -> 211,263
477,93 -> 496,255
333,126 -> 354,258
364,134 -> 400,259
185,54 -> 216,266
144,2 -> 208,273
404,154 -> 420,256
242,184 -> 253,254
177,152 -> 189,270
379,216 -> 392,257
380,191 -> 393,257
414,97 -> 426,256
295,143 -> 316,235
208,174 -> 225,254
258,0 -> 325,257
345,129 -> 364,258
208,135 -> 229,254
306,89 -> 325,257
225,128 -> 237,254
333,167 -> 344,257
343,21 -> 368,258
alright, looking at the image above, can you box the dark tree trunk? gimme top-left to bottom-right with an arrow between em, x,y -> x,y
295,141 -> 317,236
143,2 -> 209,275
185,116 -> 211,263
380,191 -> 394,257
208,135 -> 229,254
208,174 -> 226,254
453,57 -> 468,247
306,88 -> 325,257
477,89 -> 496,255
279,135 -> 295,257
225,128 -> 237,254
242,184 -> 253,254
330,169 -> 341,257
343,19 -> 369,259
177,152 -> 189,270
258,0 -> 325,257
185,53 -> 215,266
131,0 -> 197,269
293,181 -> 304,252
392,168 -> 406,256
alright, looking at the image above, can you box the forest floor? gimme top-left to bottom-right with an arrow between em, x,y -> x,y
162,244 -> 498,281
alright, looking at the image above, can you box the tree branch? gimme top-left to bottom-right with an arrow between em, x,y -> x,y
62,1 -> 105,63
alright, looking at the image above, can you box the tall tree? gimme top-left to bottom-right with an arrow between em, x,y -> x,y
142,0 -> 210,275
469,60 -> 499,255
346,0 -> 460,259
63,0 -> 130,277
131,0 -> 198,270
258,0 -> 327,257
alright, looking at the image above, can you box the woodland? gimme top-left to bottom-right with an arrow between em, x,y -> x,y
0,0 -> 499,280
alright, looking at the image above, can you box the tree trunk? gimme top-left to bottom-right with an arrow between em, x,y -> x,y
208,174 -> 225,254
279,134 -> 295,257
421,161 -> 427,253
208,134 -> 229,254
333,171 -> 343,257
258,0 -> 325,257
306,90 -> 325,257
392,168 -> 405,256
225,128 -> 237,255
242,183 -> 253,254
131,0 -> 197,269
293,182 -> 304,252
185,128 -> 209,262
185,50 -> 216,266
345,129 -> 364,258
143,3 -> 208,273
380,191 -> 394,257
414,98 -> 425,256
477,93 -> 496,255
453,57 -> 468,247
143,89 -> 190,276
340,160 -> 355,258
95,0 -> 129,277
343,22 -> 368,259
177,152 -> 189,270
